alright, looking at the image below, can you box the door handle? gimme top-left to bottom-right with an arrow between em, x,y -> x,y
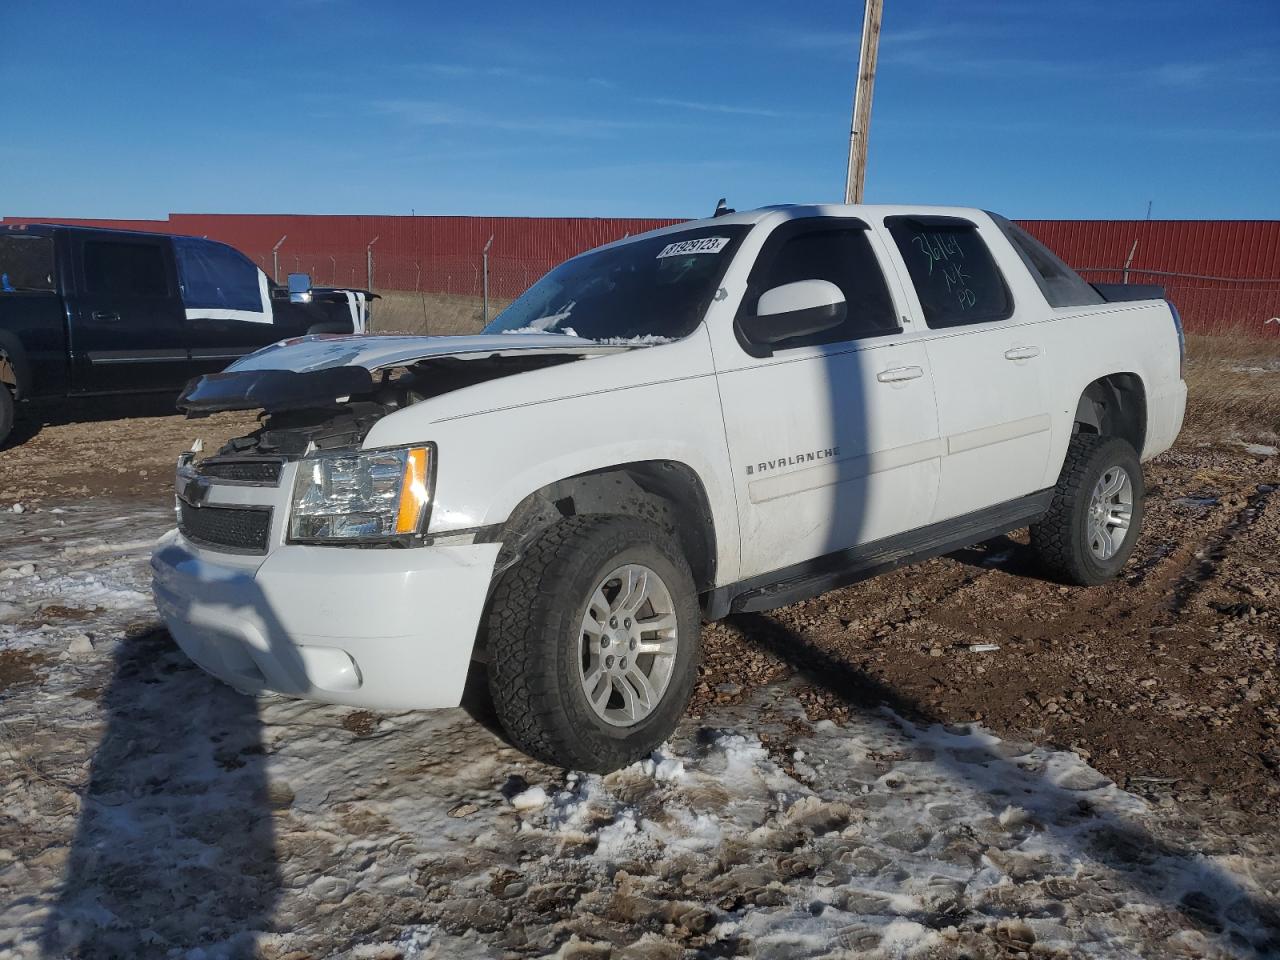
92,310 -> 121,322
877,365 -> 924,383
1004,345 -> 1042,361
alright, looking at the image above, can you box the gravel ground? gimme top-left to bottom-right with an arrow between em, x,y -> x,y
0,400 -> 1278,958
693,447 -> 1280,820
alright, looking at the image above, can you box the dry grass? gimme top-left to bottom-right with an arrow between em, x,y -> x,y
1182,332 -> 1280,444
370,290 -> 511,337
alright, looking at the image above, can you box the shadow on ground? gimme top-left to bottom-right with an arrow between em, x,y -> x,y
4,393 -> 184,450
40,630 -> 280,958
730,611 -> 1280,956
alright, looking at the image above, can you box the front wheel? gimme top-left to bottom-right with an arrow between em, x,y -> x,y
1031,434 -> 1145,585
485,516 -> 701,772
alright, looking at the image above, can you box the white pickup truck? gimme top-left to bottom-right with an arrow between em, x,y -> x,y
152,204 -> 1187,771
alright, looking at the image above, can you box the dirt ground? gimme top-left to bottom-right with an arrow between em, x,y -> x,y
0,343 -> 1277,826
694,446 -> 1280,820
1,336 -> 1279,957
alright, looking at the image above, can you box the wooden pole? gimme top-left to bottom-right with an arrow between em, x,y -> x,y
844,0 -> 883,204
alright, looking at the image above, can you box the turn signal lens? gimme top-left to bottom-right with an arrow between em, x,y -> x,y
395,447 -> 431,534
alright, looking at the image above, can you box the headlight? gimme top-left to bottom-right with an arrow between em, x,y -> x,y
289,445 -> 433,544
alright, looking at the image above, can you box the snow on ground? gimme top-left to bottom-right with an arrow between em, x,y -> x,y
1,502 -> 1279,959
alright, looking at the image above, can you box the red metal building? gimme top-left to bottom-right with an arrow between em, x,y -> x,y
5,212 -> 1277,334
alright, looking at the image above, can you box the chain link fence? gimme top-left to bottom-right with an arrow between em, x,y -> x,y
247,248 -> 1280,339
244,250 -> 550,335
250,250 -> 548,301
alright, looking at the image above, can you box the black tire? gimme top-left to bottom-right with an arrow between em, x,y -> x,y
0,384 -> 13,450
1031,434 -> 1145,585
485,515 -> 701,772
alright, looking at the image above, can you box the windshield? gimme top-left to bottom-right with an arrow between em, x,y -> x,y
484,225 -> 750,342
0,235 -> 55,293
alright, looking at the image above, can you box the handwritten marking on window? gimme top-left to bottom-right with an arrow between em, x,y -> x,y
911,231 -> 978,311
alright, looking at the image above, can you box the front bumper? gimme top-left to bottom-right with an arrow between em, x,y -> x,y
151,530 -> 501,709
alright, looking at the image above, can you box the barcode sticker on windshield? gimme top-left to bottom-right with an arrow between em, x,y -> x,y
656,237 -> 730,258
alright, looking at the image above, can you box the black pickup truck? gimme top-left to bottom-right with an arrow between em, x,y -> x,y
0,224 -> 374,447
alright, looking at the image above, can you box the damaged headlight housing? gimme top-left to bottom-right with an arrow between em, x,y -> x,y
289,444 -> 434,544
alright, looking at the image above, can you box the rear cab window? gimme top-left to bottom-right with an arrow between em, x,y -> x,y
0,234 -> 55,293
738,219 -> 900,351
82,239 -> 171,298
885,216 -> 1012,328
987,213 -> 1103,308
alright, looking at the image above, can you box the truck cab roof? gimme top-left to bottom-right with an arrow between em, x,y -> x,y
0,222 -> 213,244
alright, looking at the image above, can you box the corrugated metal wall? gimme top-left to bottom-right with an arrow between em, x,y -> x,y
1021,219 -> 1280,278
6,212 -> 1278,333
0,213 -> 682,264
11,213 -> 1278,274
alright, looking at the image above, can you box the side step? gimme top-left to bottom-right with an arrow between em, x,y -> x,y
713,490 -> 1052,617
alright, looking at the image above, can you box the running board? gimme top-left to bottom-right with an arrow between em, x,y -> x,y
705,490 -> 1053,618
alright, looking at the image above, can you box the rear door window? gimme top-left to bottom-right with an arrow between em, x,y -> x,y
740,223 -> 899,349
0,235 -> 55,292
886,217 -> 1012,328
83,240 -> 170,298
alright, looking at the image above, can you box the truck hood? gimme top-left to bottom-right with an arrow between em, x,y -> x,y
227,333 -> 632,374
177,333 -> 637,415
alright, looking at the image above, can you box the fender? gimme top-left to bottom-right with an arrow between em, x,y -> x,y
476,442 -> 739,587
405,374 -> 743,588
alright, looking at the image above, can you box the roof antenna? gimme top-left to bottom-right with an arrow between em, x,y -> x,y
712,198 -> 734,218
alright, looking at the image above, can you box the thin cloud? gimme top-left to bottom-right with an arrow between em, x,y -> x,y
883,49 -> 1276,88
873,22 -> 1277,89
780,28 -> 856,50
880,114 -> 1280,144
635,97 -> 786,119
373,99 -> 674,139
781,22 -> 1009,52
410,62 -> 551,83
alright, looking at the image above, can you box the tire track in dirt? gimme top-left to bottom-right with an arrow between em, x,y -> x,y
1166,480 -> 1276,617
704,448 -> 1280,817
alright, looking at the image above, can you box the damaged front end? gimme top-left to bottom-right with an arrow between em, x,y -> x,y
173,334 -> 633,549
178,333 -> 623,459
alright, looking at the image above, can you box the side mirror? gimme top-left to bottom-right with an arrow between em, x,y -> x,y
738,279 -> 847,346
287,272 -> 313,303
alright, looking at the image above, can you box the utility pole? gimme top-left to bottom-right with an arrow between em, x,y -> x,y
844,0 -> 883,205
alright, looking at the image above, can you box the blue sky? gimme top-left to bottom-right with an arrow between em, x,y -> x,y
3,0 -> 1278,219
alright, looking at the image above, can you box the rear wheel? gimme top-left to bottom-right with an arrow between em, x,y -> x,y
485,515 -> 701,772
0,383 -> 14,449
1031,434 -> 1144,585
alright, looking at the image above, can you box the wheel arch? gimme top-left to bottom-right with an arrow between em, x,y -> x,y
1072,372 -> 1147,456
0,330 -> 32,399
485,459 -> 720,595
